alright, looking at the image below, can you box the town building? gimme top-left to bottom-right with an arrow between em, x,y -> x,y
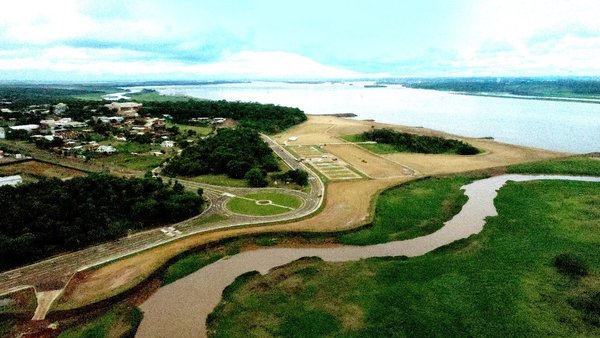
10,124 -> 40,132
104,102 -> 142,117
161,140 -> 176,148
96,145 -> 117,154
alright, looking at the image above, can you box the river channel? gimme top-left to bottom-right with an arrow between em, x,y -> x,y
136,174 -> 600,338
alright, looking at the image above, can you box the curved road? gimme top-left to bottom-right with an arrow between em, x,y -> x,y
0,135 -> 324,321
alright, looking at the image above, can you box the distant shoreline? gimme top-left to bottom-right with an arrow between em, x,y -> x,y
451,91 -> 600,104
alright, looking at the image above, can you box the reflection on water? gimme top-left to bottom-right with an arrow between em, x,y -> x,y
136,175 -> 600,338
130,82 -> 600,153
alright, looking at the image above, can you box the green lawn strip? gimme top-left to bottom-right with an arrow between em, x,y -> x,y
187,174 -> 249,187
340,176 -> 473,245
59,305 -> 143,338
241,192 -> 302,209
208,180 -> 600,337
162,251 -> 225,285
342,134 -> 399,154
166,122 -> 212,136
226,192 -> 301,216
130,91 -> 193,102
507,156 -> 600,176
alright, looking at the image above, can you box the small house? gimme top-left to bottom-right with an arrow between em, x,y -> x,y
161,140 -> 176,148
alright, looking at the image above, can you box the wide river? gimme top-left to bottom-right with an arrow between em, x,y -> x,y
130,82 -> 600,153
136,174 -> 600,338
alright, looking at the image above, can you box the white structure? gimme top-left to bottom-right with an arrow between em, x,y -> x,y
288,136 -> 298,141
161,140 -> 176,148
96,145 -> 117,154
0,127 -> 5,139
0,175 -> 22,187
54,103 -> 68,114
10,124 -> 39,132
97,116 -> 124,124
213,117 -> 226,124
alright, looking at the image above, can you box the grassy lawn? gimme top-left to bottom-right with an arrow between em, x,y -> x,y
507,156 -> 600,176
59,305 -> 143,338
187,174 -> 249,187
130,90 -> 192,102
340,176 -> 472,245
226,192 -> 302,216
208,179 -> 600,337
166,121 -> 213,136
92,141 -> 165,171
342,134 -> 399,154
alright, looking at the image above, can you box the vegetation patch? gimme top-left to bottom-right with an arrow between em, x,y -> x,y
507,156 -> 600,176
0,174 -> 203,270
345,128 -> 480,155
58,305 -> 143,338
340,176 -> 472,245
208,179 -> 600,337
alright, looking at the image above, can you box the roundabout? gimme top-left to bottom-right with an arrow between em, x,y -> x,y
225,191 -> 304,216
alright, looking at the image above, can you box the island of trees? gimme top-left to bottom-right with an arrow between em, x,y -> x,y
0,174 -> 203,270
360,128 -> 480,155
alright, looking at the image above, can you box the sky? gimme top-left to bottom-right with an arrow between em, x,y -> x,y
0,0 -> 599,81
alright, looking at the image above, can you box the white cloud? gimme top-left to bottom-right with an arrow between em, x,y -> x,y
0,49 -> 381,79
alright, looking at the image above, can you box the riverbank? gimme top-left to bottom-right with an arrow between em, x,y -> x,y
140,173 -> 600,337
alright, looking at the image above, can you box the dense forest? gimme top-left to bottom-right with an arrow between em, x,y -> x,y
141,99 -> 306,133
163,127 -> 279,185
0,174 -> 203,270
385,78 -> 600,99
361,129 -> 480,155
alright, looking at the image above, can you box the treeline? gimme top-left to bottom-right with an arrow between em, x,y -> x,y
391,78 -> 600,99
362,129 -> 480,155
164,128 -> 279,186
141,99 -> 307,133
0,174 -> 203,270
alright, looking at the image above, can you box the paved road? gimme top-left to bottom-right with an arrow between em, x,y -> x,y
0,135 -> 324,318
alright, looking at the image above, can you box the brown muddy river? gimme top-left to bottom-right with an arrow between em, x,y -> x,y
136,175 -> 600,338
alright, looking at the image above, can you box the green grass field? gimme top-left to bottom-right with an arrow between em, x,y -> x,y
507,156 -> 600,176
226,192 -> 302,216
187,174 -> 249,187
130,90 -> 193,102
208,179 -> 600,337
342,134 -> 399,154
59,305 -> 143,338
166,122 -> 213,136
340,176 -> 473,245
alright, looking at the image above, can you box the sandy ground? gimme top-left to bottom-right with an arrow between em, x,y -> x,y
55,115 -> 566,310
383,138 -> 562,175
277,116 -> 564,176
323,144 -> 413,178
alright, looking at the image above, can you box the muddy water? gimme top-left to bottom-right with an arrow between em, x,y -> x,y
136,175 -> 600,338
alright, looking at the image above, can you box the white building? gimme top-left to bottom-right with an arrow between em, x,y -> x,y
96,145 -> 117,154
0,175 -> 22,187
161,140 -> 176,148
54,103 -> 68,114
10,124 -> 39,132
0,127 -> 5,139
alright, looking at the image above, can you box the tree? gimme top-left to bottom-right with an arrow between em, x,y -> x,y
245,167 -> 268,187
